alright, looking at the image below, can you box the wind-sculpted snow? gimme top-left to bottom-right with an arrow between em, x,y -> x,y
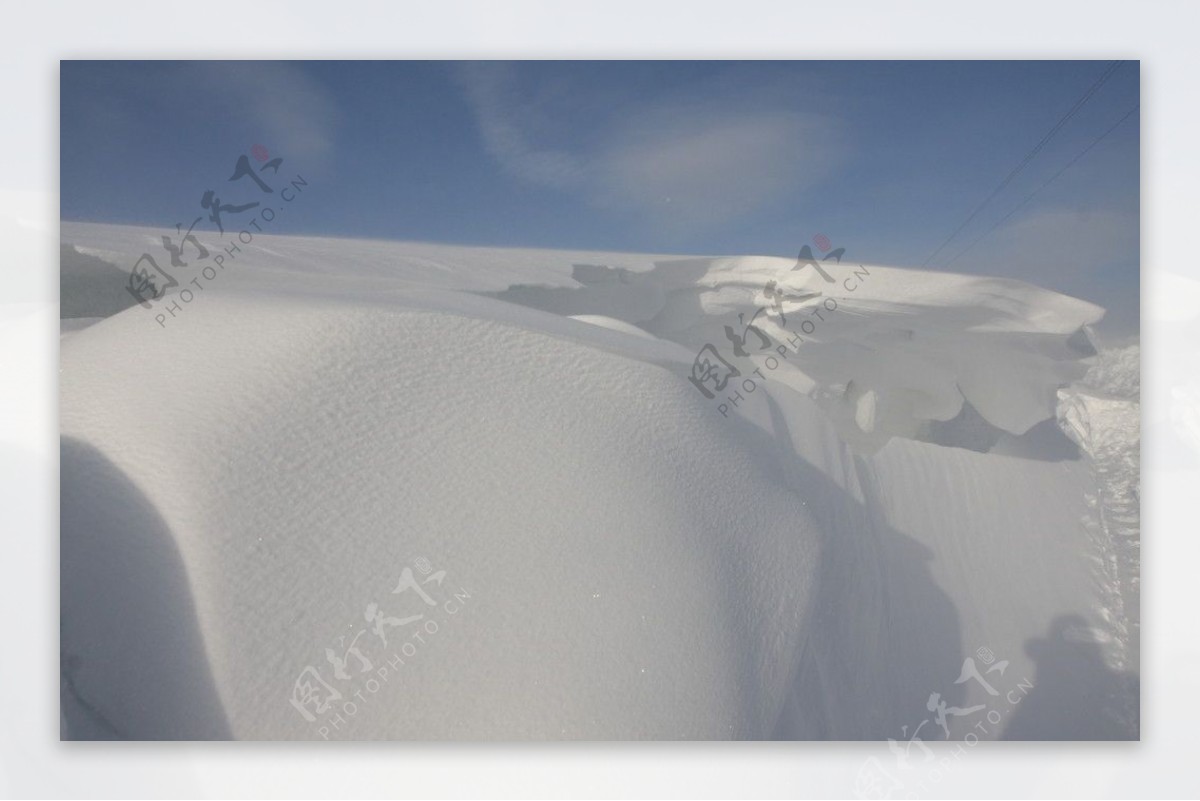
62,295 -> 824,738
61,222 -> 1104,453
59,223 -> 1137,740
1057,345 -> 1141,676
493,255 -> 1104,451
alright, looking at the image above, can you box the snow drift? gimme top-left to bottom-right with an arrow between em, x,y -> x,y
59,222 -> 1138,740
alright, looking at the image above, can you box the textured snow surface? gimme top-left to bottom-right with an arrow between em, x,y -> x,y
59,223 -> 1138,739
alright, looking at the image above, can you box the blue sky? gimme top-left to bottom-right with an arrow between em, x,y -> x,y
60,60 -> 1140,334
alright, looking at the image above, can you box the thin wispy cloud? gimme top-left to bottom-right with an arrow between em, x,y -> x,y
170,61 -> 339,164
457,62 -> 846,235
936,206 -> 1140,333
456,62 -> 585,189
956,207 -> 1137,285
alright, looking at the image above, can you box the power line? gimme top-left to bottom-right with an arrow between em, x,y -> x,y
941,103 -> 1139,270
920,60 -> 1125,268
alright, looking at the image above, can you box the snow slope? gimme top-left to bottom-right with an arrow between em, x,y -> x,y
59,222 -> 1138,740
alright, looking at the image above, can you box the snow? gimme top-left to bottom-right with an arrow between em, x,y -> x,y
1056,345 -> 1141,677
59,221 -> 1138,740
